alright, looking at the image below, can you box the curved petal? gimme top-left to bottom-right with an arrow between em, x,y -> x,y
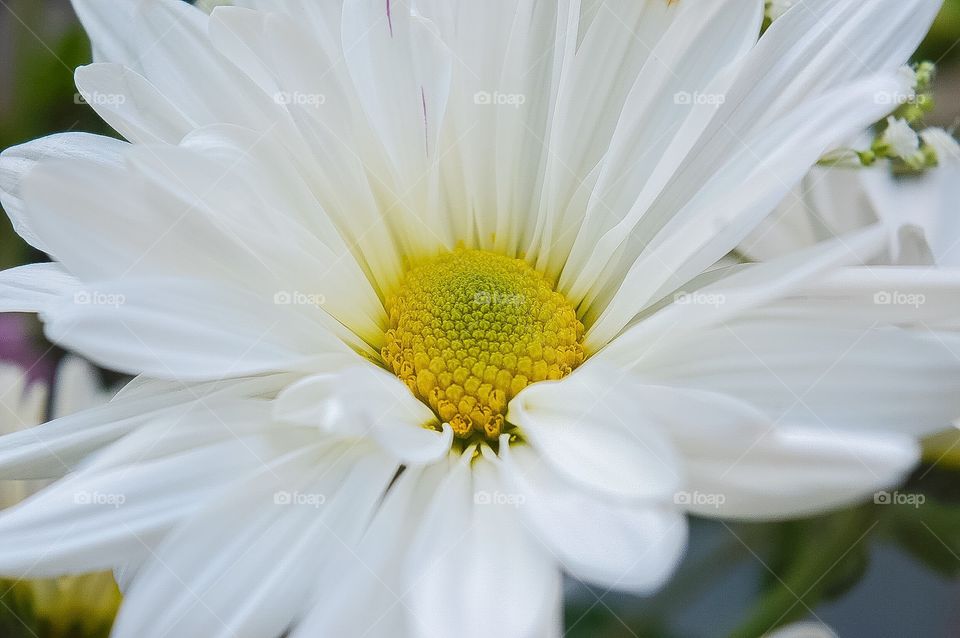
275,362 -> 452,465
290,459 -> 452,638
71,0 -> 285,134
406,450 -> 561,638
507,368 -> 682,500
0,403 -> 314,578
75,64 -> 195,144
41,279 -> 355,381
0,132 -> 126,254
111,443 -> 395,638
605,382 -> 921,520
500,443 -> 686,594
0,263 -> 81,314
562,0 -> 937,328
621,316 -> 960,437
0,373 -> 294,479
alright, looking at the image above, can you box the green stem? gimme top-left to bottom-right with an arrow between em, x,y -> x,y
728,508 -> 876,638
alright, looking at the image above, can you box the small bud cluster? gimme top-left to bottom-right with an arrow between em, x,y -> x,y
820,62 -> 959,172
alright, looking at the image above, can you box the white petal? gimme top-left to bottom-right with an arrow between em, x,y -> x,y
0,403 -> 310,578
0,132 -> 126,253
417,0 -> 574,255
205,8 -> 407,293
501,443 -> 686,594
291,459 -> 452,638
624,312 -> 960,437
0,373 -> 293,479
580,74 -> 906,345
604,383 -> 920,519
407,451 -> 561,638
74,64 -> 194,144
533,0 -> 762,277
861,163 -> 960,267
562,0 -> 934,323
691,424 -> 919,519
120,135 -> 386,342
341,0 -> 454,255
507,369 -> 682,500
72,0 -> 285,135
769,266 -> 960,326
595,225 -> 889,360
0,263 -> 81,314
275,362 -> 452,465
42,278 -> 353,381
111,442 -> 395,638
765,622 -> 838,638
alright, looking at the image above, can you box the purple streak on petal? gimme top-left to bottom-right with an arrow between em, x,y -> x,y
421,86 -> 429,157
386,0 -> 394,37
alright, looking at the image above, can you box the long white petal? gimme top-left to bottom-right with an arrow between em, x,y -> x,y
407,451 -> 561,638
508,368 -> 682,500
275,362 -> 452,465
0,132 -> 126,254
501,443 -> 687,594
0,264 -> 81,314
0,404 -> 312,577
111,443 -> 394,638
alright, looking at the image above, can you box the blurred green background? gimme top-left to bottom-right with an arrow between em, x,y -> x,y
0,1 -> 959,637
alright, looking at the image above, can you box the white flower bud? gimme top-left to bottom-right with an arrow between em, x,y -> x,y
920,127 -> 960,164
880,116 -> 920,160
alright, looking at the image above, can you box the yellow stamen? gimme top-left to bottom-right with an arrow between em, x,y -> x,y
382,249 -> 584,441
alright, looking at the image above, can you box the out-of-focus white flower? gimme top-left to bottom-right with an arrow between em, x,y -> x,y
897,64 -> 920,92
0,357 -> 120,637
765,622 -> 838,638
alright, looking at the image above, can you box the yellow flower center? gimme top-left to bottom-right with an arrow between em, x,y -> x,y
382,249 -> 585,442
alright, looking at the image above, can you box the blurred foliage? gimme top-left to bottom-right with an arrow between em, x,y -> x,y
917,0 -> 960,64
0,576 -> 117,638
0,0 -> 110,270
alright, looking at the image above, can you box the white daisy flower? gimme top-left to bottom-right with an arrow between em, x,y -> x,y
0,358 -> 120,637
0,1 -> 956,637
